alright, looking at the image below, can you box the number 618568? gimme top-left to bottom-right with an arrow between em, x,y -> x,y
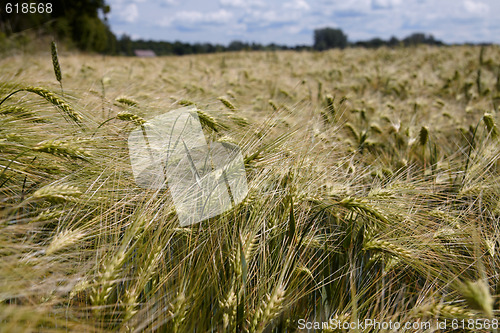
5,3 -> 53,14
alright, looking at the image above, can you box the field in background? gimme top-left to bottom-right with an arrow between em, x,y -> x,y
1,45 -> 500,332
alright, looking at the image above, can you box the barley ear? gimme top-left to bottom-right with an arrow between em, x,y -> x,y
218,96 -> 236,111
457,279 -> 493,318
115,96 -> 138,107
33,139 -> 91,161
269,100 -> 278,111
32,184 -> 82,203
192,109 -> 222,132
23,86 -> 82,125
414,303 -> 475,319
325,94 -> 335,118
51,41 -> 63,94
250,286 -> 285,333
46,229 -> 85,255
483,113 -> 498,139
419,126 -> 429,146
116,112 -> 146,125
178,99 -> 195,106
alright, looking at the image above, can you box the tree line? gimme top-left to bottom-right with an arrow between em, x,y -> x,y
1,1 -> 449,55
115,30 -> 444,56
116,35 -> 312,56
313,28 -> 444,49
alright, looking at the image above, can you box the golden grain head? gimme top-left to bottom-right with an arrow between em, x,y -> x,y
116,112 -> 146,125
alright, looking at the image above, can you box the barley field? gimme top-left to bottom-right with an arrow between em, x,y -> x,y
1,45 -> 500,332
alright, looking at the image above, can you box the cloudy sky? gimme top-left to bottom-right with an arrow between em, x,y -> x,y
106,0 -> 499,45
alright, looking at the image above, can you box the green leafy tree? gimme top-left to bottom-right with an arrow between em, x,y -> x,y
403,33 -> 442,46
313,27 -> 348,50
0,0 -> 115,53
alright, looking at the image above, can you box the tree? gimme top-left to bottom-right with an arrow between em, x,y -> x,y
0,0 -> 115,53
117,34 -> 133,56
388,36 -> 400,47
402,33 -> 442,46
313,28 -> 348,51
355,37 -> 385,48
228,41 -> 248,52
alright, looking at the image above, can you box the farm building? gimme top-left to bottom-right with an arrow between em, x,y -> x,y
134,49 -> 156,57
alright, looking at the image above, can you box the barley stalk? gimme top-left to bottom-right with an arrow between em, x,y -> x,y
484,238 -> 495,257
429,209 -> 461,228
363,239 -> 413,260
123,244 -> 163,325
192,109 -> 223,132
116,112 -> 146,125
90,249 -> 126,306
33,184 -> 81,202
217,136 -> 238,145
178,99 -> 195,106
218,96 -> 236,111
231,233 -> 258,278
338,197 -> 388,223
33,139 -> 91,161
268,100 -> 278,111
457,279 -> 493,318
51,41 -> 63,94
115,96 -> 138,107
91,217 -> 147,308
483,113 -> 498,139
229,114 -> 249,127
23,86 -> 82,124
325,94 -> 335,117
419,126 -> 429,146
250,286 -> 285,333
31,208 -> 62,222
69,279 -> 90,299
168,292 -> 187,333
46,229 -> 85,255
414,303 -> 475,318
219,281 -> 236,331
0,106 -> 38,121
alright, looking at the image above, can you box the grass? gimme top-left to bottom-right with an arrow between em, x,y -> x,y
0,44 -> 500,332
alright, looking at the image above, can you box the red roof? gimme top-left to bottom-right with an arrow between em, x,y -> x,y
134,50 -> 156,57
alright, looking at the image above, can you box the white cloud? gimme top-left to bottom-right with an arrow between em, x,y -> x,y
158,0 -> 178,5
226,22 -> 248,34
244,9 -> 299,25
119,3 -> 139,23
110,0 -> 176,6
208,9 -> 234,22
284,0 -> 310,11
261,11 -> 285,22
372,0 -> 401,9
315,0 -> 372,16
219,0 -> 265,8
463,0 -> 488,15
286,24 -> 305,34
160,9 -> 233,26
220,0 -> 245,6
